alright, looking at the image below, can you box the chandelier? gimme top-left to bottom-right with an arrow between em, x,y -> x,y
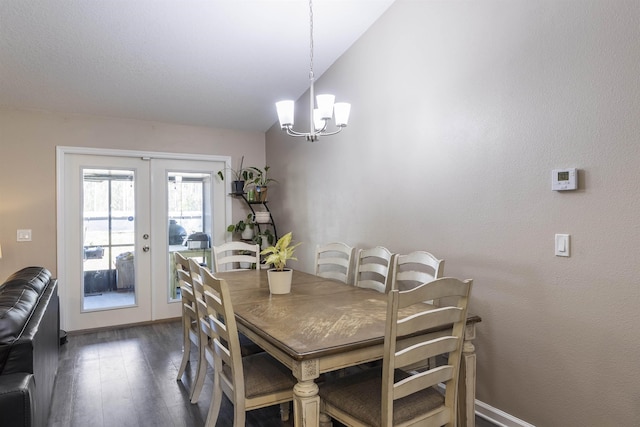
275,0 -> 351,142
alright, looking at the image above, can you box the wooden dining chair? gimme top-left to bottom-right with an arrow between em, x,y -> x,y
176,268 -> 201,389
201,269 -> 296,427
390,251 -> 444,292
319,277 -> 473,427
212,241 -> 261,272
189,264 -> 264,404
353,246 -> 396,293
314,242 -> 355,284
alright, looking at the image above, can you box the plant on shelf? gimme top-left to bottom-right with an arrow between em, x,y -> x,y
217,155 -> 255,194
253,228 -> 275,249
260,232 -> 301,294
247,165 -> 278,202
226,213 -> 256,240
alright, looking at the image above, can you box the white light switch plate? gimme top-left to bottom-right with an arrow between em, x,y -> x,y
555,234 -> 570,257
17,229 -> 32,241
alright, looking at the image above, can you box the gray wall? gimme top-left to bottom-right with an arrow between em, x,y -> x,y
265,1 -> 640,425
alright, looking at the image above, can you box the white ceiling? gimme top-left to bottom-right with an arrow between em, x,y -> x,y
0,0 -> 395,132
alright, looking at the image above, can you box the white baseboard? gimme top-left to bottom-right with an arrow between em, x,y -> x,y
475,400 -> 536,427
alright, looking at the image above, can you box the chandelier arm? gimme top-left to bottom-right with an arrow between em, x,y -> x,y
284,127 -> 312,138
318,127 -> 345,137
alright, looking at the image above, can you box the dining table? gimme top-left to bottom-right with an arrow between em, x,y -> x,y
215,268 -> 482,427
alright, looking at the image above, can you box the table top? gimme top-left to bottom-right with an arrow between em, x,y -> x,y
215,269 -> 481,362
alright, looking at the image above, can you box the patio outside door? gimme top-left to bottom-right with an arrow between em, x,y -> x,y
59,150 -> 228,331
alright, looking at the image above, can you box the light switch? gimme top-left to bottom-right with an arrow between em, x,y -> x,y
555,234 -> 570,257
17,229 -> 32,242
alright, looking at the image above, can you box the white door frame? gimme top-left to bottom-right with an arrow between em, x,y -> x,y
56,146 -> 233,331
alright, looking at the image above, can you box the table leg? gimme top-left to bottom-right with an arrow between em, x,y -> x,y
292,359 -> 321,427
458,324 -> 477,427
293,380 -> 320,427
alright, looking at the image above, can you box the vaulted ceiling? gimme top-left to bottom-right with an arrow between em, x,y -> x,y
0,0 -> 395,132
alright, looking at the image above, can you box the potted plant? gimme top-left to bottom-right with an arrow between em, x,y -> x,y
260,232 -> 301,294
253,228 -> 275,250
217,156 -> 255,194
247,165 -> 278,202
226,213 -> 256,240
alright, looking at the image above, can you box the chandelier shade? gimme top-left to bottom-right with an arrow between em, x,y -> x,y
275,0 -> 351,142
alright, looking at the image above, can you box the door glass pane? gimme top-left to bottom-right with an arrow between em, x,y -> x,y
82,169 -> 136,311
168,172 -> 212,301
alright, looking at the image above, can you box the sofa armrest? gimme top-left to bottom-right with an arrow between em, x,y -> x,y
0,373 -> 35,427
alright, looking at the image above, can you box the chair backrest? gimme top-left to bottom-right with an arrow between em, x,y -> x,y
174,251 -> 190,273
202,271 -> 245,405
314,242 -> 355,284
353,246 -> 395,293
188,258 -> 203,284
381,277 -> 472,426
390,250 -> 444,292
178,268 -> 198,333
212,241 -> 260,272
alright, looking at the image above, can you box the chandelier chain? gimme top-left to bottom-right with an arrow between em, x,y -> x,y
309,0 -> 314,80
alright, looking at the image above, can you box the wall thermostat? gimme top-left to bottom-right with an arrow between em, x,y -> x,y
552,168 -> 578,191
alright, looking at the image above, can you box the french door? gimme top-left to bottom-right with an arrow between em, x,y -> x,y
58,148 -> 229,331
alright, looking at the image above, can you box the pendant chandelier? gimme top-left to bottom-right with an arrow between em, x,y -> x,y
275,0 -> 351,142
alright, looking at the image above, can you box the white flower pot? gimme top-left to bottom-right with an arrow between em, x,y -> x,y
267,269 -> 293,294
241,227 -> 254,240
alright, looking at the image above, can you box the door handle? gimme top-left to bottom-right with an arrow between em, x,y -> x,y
142,246 -> 150,252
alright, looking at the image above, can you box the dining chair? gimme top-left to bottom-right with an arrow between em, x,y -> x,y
201,269 -> 296,426
314,242 -> 355,284
353,246 -> 395,293
390,251 -> 444,292
213,241 -> 261,272
176,268 -> 200,388
319,277 -> 473,427
189,264 -> 264,404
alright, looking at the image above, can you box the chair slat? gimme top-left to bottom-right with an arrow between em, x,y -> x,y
394,365 -> 454,400
397,306 -> 464,336
397,278 -> 469,308
395,336 -> 459,368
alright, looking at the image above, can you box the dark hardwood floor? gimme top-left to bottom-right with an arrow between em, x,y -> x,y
48,320 -> 496,427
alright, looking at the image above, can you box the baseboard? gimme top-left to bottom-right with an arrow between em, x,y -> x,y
475,400 -> 536,427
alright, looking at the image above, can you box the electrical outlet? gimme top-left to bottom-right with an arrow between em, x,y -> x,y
17,229 -> 32,242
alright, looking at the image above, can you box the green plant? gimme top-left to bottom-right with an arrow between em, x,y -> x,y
226,213 -> 255,233
253,229 -> 275,247
217,155 -> 255,183
260,232 -> 301,271
247,165 -> 278,187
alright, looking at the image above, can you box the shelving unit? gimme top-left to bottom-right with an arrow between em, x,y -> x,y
232,193 -> 278,244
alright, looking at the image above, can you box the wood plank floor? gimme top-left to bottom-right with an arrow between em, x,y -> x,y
48,320 -> 496,427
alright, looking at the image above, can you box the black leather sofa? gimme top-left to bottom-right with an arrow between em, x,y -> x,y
0,267 -> 60,427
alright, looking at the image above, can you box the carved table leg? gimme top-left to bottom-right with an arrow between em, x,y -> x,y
293,380 -> 320,427
293,359 -> 321,427
458,324 -> 477,427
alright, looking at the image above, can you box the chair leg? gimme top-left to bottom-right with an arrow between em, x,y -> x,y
234,402 -> 246,427
280,402 -> 290,421
204,372 -> 223,427
176,324 -> 191,381
190,342 -> 207,403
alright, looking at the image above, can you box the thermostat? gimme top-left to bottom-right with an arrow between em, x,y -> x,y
552,168 -> 578,191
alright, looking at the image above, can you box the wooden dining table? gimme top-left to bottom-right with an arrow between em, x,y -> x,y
215,269 -> 482,427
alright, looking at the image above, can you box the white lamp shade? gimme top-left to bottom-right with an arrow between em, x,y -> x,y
0,244 -> 2,259
334,102 -> 351,127
315,94 -> 335,120
275,100 -> 295,128
313,109 -> 325,132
